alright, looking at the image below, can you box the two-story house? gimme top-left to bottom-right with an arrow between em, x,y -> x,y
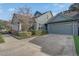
34,11 -> 53,31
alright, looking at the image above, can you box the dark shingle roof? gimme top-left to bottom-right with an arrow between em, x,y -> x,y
47,10 -> 79,23
34,11 -> 52,18
34,11 -> 42,17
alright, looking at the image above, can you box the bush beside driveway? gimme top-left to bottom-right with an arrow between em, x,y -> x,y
0,34 -> 4,43
74,36 -> 79,56
11,30 -> 48,40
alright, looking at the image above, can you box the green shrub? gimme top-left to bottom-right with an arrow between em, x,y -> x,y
0,34 -> 4,43
31,30 -> 36,35
74,36 -> 79,55
42,30 -> 48,35
35,30 -> 42,36
35,30 -> 48,36
18,32 -> 26,38
18,31 -> 32,39
25,32 -> 32,37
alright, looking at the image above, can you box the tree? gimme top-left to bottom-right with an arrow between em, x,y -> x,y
69,3 -> 79,11
0,20 -> 5,29
15,6 -> 31,15
12,6 -> 35,32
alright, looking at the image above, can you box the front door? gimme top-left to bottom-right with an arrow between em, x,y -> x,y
45,24 -> 48,31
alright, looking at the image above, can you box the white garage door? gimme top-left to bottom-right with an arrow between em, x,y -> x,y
47,22 -> 73,35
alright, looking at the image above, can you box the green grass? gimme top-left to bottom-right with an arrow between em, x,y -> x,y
74,36 -> 79,55
0,34 -> 4,43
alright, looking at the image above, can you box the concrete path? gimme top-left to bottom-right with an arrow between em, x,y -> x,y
0,34 -> 77,56
0,34 -> 48,56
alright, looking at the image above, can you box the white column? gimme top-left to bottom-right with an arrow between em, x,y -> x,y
19,23 -> 21,31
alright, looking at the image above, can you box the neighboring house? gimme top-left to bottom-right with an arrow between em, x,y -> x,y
34,11 -> 53,31
47,10 -> 79,35
11,13 -> 34,32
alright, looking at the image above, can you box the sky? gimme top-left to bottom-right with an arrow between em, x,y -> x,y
0,3 -> 72,21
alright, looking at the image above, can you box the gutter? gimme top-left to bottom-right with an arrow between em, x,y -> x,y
46,19 -> 79,24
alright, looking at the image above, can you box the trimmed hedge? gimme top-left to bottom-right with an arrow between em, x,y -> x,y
74,36 -> 79,55
14,31 -> 32,39
11,30 -> 48,40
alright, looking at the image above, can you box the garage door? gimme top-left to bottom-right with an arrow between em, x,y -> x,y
47,22 -> 73,35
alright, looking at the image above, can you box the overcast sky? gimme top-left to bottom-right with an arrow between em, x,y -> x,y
0,3 -> 72,21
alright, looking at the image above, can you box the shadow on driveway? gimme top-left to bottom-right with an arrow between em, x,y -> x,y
30,34 -> 77,56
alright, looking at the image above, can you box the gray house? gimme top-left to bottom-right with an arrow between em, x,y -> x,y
34,11 -> 53,31
11,13 -> 34,33
47,4 -> 79,35
47,10 -> 79,35
11,11 -> 53,33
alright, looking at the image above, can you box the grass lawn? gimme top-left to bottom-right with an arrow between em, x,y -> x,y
0,34 -> 5,43
74,36 -> 79,55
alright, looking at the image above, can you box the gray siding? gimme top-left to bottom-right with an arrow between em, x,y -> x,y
35,12 -> 52,24
47,21 -> 78,35
35,11 -> 53,30
12,23 -> 21,32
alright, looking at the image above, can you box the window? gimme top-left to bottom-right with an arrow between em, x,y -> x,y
38,24 -> 43,29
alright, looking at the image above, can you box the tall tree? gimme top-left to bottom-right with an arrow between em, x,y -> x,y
12,6 -> 35,31
0,20 -> 6,29
69,3 -> 79,11
15,6 -> 31,15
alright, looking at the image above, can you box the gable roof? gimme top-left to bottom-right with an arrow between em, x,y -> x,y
47,10 -> 79,24
34,11 -> 53,18
69,3 -> 79,11
34,11 -> 42,17
34,11 -> 53,24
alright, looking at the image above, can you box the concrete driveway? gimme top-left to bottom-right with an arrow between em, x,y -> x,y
30,34 -> 77,56
0,34 -> 77,56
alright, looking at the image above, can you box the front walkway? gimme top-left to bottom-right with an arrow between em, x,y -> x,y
0,34 -> 48,56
